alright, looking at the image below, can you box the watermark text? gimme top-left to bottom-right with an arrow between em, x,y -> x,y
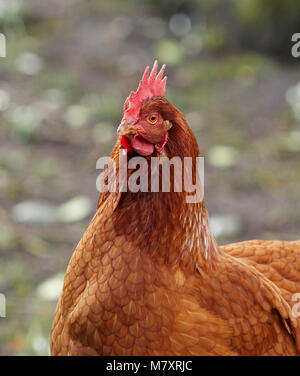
292,293 -> 300,318
0,33 -> 6,57
0,293 -> 6,318
96,153 -> 204,203
291,33 -> 300,58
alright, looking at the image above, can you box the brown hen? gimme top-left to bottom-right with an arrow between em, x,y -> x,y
51,62 -> 300,356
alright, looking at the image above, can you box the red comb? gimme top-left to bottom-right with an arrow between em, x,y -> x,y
123,60 -> 167,123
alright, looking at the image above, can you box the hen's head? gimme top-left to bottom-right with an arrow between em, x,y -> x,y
117,60 -> 173,157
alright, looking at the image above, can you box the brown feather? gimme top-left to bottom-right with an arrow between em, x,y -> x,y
51,98 -> 300,356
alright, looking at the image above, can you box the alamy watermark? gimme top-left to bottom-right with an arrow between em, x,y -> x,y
291,33 -> 300,58
292,293 -> 300,319
0,293 -> 6,318
0,33 -> 6,57
96,152 -> 205,203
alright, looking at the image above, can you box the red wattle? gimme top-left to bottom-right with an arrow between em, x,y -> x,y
121,135 -> 133,153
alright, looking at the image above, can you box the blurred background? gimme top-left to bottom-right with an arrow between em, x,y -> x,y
0,0 -> 300,355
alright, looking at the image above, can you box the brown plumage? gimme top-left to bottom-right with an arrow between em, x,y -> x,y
51,66 -> 300,356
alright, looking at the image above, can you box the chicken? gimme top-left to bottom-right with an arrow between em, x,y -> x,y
222,240 -> 300,312
51,61 -> 300,356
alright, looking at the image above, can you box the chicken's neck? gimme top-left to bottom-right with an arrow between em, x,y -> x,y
98,111 -> 221,271
100,168 -> 220,272
110,186 -> 220,271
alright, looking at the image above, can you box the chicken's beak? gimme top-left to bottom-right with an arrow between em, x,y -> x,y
117,122 -> 135,136
117,121 -> 144,136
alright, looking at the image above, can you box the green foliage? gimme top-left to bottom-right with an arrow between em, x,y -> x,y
233,0 -> 300,55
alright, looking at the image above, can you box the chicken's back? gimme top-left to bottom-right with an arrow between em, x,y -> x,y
222,239 -> 300,351
221,240 -> 300,308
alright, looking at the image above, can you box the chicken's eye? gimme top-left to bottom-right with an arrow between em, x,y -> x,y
148,114 -> 158,124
